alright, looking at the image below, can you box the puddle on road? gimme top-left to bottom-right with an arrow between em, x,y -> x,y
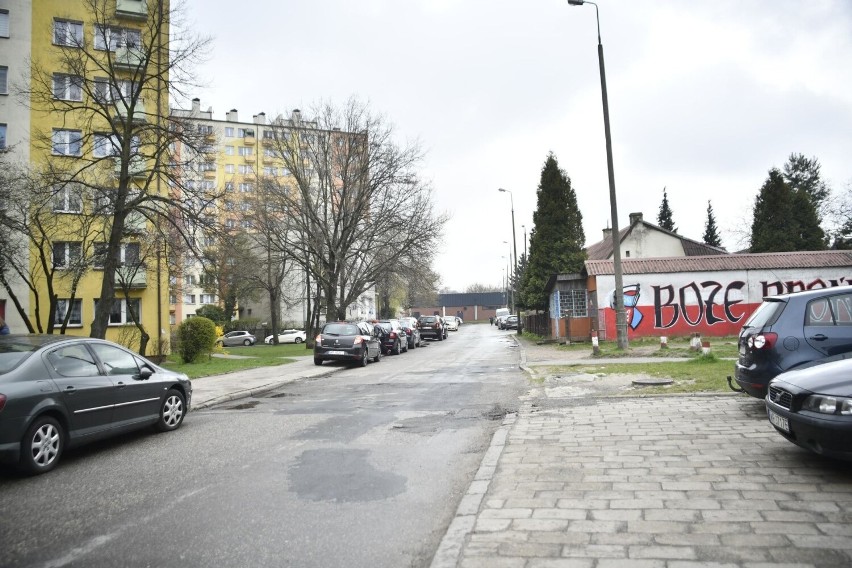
223,400 -> 260,410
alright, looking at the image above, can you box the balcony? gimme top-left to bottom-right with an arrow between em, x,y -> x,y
113,46 -> 145,71
113,98 -> 147,124
116,0 -> 148,20
243,131 -> 256,145
115,265 -> 147,289
202,168 -> 217,178
114,156 -> 147,178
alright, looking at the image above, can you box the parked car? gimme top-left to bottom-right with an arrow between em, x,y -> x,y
264,329 -> 307,344
375,319 -> 409,355
216,330 -> 256,347
765,354 -> 852,460
399,317 -> 422,349
443,316 -> 460,331
503,315 -> 519,330
418,315 -> 445,341
314,321 -> 381,367
735,288 -> 852,398
494,308 -> 510,327
0,335 -> 191,475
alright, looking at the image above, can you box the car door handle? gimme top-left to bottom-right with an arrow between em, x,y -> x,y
65,386 -> 76,394
115,382 -> 126,388
809,334 -> 828,341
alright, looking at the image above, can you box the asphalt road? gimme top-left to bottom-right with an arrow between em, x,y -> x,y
0,324 -> 527,568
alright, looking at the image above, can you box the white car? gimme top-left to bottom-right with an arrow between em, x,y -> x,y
443,316 -> 460,331
264,329 -> 307,344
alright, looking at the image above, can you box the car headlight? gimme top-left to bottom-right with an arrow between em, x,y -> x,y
802,395 -> 852,415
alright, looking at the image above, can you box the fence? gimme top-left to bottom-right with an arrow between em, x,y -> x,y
522,313 -> 550,337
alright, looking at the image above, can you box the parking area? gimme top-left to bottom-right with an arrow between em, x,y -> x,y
456,393 -> 852,567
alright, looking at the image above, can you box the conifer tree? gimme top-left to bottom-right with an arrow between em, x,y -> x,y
751,168 -> 824,252
702,200 -> 722,247
519,154 -> 586,311
657,187 -> 677,233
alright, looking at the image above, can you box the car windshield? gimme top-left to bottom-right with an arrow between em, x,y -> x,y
0,340 -> 40,375
743,299 -> 786,329
378,323 -> 393,331
322,323 -> 359,336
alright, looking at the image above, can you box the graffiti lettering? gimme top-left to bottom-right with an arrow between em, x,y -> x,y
762,277 -> 849,297
653,281 -> 746,329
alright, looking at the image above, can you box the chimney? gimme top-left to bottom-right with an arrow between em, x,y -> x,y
254,112 -> 266,125
602,227 -> 613,241
291,108 -> 302,123
191,98 -> 200,113
226,109 -> 238,122
629,212 -> 643,225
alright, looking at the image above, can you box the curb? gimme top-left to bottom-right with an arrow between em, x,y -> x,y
191,367 -> 343,410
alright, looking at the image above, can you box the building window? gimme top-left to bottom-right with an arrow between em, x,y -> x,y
52,74 -> 83,101
224,200 -> 234,211
264,147 -> 276,158
185,274 -> 196,286
559,290 -> 588,318
183,294 -> 195,304
94,25 -> 141,51
53,185 -> 83,213
95,298 -> 141,325
224,127 -> 234,137
0,10 -> 9,38
52,129 -> 82,156
238,164 -> 254,174
93,133 -> 120,158
0,66 -> 7,95
239,201 -> 251,212
169,294 -> 177,305
54,299 -> 82,326
225,164 -> 234,174
238,146 -> 252,157
197,124 -> 213,135
238,183 -> 252,192
225,218 -> 235,229
53,242 -> 82,269
224,182 -> 234,191
238,128 -> 254,138
263,166 -> 274,176
240,219 -> 253,229
200,294 -> 216,304
169,313 -> 176,325
93,242 -> 140,268
53,19 -> 83,47
0,124 -> 6,150
225,145 -> 234,156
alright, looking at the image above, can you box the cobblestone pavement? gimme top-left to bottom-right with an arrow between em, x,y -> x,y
433,337 -> 852,568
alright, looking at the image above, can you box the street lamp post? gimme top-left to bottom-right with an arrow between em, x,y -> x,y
566,0 -> 628,349
498,188 -> 520,335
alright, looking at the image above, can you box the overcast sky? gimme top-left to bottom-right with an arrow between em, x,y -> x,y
182,0 -> 852,292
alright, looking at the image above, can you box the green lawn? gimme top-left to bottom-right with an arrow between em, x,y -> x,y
160,342 -> 312,379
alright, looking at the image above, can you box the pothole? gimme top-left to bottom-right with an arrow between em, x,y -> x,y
225,400 -> 260,410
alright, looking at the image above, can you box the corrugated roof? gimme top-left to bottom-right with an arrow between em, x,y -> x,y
585,250 -> 852,275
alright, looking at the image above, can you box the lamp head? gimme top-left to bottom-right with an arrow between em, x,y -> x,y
567,0 -> 585,5
498,188 -> 508,193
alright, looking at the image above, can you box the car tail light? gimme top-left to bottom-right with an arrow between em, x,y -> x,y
390,332 -> 397,339
354,336 -> 364,345
750,333 -> 777,350
0,394 -> 6,413
405,329 -> 412,336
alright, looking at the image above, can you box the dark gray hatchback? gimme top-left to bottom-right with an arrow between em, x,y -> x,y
735,287 -> 852,398
0,335 -> 192,474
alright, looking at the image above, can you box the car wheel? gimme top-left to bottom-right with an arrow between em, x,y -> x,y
438,332 -> 443,341
394,340 -> 401,355
373,349 -> 382,363
20,416 -> 64,475
156,389 -> 186,432
359,348 -> 369,367
215,341 -> 223,347
314,358 -> 323,366
295,337 -> 303,344
402,340 -> 409,352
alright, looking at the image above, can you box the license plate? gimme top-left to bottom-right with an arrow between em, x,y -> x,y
768,409 -> 790,433
327,350 -> 345,355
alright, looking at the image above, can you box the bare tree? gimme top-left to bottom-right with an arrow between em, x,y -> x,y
262,99 -> 447,322
18,0 -> 214,340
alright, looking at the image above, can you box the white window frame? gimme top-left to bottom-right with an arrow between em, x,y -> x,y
53,19 -> 83,47
238,183 -> 252,192
53,242 -> 82,269
224,127 -> 234,137
52,129 -> 82,156
224,164 -> 234,174
0,66 -> 7,95
200,294 -> 216,304
0,10 -> 9,39
93,133 -> 120,158
93,242 -> 141,269
224,181 -> 234,191
183,294 -> 195,305
225,145 -> 234,156
238,146 -> 252,156
95,298 -> 140,326
52,73 -> 83,101
54,299 -> 83,326
94,25 -> 141,51
53,185 -> 83,213
0,124 -> 6,151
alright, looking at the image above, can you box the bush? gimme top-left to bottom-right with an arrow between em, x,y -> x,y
195,305 -> 227,325
177,317 -> 217,363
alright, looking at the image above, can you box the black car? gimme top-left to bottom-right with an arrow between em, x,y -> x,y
0,335 -> 191,475
765,355 -> 852,460
418,315 -> 444,341
314,321 -> 381,366
375,319 -> 409,355
503,315 -> 519,330
735,288 -> 852,398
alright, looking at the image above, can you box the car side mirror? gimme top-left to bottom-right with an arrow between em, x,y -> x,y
135,367 -> 154,381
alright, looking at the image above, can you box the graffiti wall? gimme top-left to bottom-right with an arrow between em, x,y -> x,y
595,268 -> 852,339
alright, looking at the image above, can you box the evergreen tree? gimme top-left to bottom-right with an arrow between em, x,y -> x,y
657,187 -> 677,233
519,154 -> 586,311
783,153 -> 829,224
750,168 -> 824,252
702,200 -> 722,247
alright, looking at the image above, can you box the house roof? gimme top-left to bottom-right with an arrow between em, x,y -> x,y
585,217 -> 727,260
585,250 -> 852,276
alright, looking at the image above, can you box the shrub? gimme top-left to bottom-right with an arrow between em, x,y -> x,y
177,316 -> 217,363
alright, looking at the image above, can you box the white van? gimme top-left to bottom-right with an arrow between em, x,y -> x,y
494,308 -> 510,327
